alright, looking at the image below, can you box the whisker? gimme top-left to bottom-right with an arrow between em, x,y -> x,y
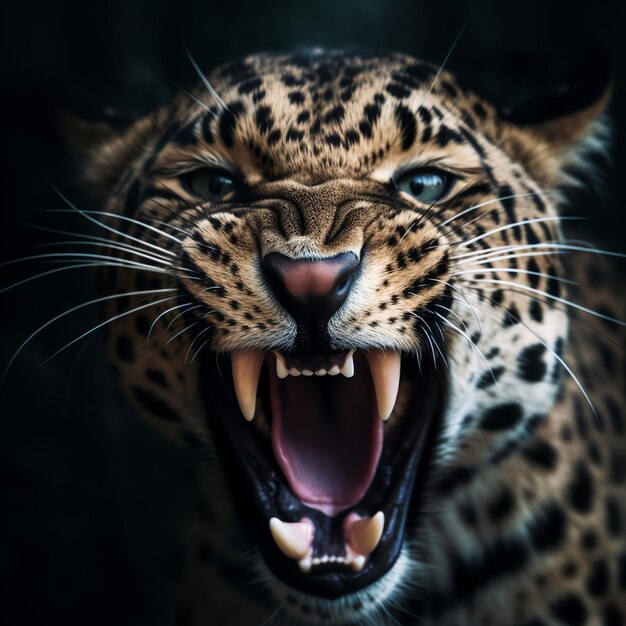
457,216 -> 585,249
456,249 -> 570,266
459,278 -> 626,326
41,295 -> 180,365
26,223 -> 174,263
185,326 -> 212,363
427,277 -> 482,331
165,321 -> 199,345
439,192 -> 550,228
408,312 -> 440,368
2,287 -> 176,386
167,304 -> 203,330
48,184 -> 178,257
433,310 -> 494,379
148,302 -> 194,340
184,45 -> 229,111
453,267 -> 584,288
48,208 -> 182,246
428,12 -> 474,93
35,240 -> 173,266
466,286 -> 598,420
170,79 -> 217,116
462,283 -> 625,353
454,241 -> 625,262
435,303 -> 469,333
1,251 -> 172,273
0,261 -> 170,295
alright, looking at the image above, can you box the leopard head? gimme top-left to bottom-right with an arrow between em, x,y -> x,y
70,50 -> 609,621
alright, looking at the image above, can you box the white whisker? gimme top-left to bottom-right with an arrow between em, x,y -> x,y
460,277 -> 626,326
2,287 -> 176,386
184,45 -> 229,111
0,261 -> 170,295
49,209 -> 182,246
148,302 -> 194,340
453,267 -> 583,287
37,240 -> 173,266
458,216 -> 584,249
42,295 -> 180,364
48,184 -> 178,257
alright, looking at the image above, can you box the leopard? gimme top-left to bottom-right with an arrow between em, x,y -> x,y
62,49 -> 625,625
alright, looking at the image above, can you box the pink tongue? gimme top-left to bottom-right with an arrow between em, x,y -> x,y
270,355 -> 383,516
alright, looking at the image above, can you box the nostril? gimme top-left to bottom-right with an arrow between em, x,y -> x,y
262,252 -> 360,319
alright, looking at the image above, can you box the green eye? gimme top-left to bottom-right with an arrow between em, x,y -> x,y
184,169 -> 236,200
396,169 -> 452,204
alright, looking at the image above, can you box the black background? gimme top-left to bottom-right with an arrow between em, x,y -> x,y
1,1 -> 625,624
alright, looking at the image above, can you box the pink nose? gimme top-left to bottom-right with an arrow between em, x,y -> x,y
262,252 -> 359,320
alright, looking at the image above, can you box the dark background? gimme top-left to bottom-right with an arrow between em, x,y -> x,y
1,1 -> 624,624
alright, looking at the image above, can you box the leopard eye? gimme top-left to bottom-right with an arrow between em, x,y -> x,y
395,169 -> 452,204
183,168 -> 236,200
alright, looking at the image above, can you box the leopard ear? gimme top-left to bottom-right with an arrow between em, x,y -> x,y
61,102 -> 157,198
497,56 -> 612,189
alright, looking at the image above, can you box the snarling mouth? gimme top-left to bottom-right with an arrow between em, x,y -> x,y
203,348 -> 442,598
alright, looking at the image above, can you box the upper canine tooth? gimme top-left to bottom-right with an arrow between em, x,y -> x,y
366,350 -> 401,421
274,352 -> 289,379
345,511 -> 385,556
231,350 -> 264,421
269,518 -> 314,560
341,350 -> 355,378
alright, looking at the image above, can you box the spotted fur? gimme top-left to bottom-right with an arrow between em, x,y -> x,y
70,50 -> 625,624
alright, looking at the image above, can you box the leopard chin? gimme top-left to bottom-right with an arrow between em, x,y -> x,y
202,347 -> 443,598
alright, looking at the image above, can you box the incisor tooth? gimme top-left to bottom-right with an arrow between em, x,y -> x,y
302,369 -> 314,376
274,352 -> 288,379
328,365 -> 340,376
231,350 -> 264,421
346,511 -> 385,556
288,368 -> 301,376
341,350 -> 355,377
366,350 -> 401,420
314,369 -> 326,376
269,518 -> 314,560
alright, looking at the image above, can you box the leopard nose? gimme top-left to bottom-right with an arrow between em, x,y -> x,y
262,252 -> 360,321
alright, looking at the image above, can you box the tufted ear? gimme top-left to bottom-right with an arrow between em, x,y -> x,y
497,60 -> 612,189
62,104 -> 157,198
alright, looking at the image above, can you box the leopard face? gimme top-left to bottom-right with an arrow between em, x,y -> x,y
71,50 -> 624,624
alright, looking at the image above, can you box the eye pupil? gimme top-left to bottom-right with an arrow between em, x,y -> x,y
409,179 -> 425,196
208,176 -> 225,195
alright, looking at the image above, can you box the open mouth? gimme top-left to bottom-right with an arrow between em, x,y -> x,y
202,347 -> 442,598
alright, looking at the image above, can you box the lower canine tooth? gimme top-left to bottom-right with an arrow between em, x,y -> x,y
366,350 -> 401,421
269,518 -> 314,560
345,511 -> 385,556
231,350 -> 264,421
298,558 -> 312,573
